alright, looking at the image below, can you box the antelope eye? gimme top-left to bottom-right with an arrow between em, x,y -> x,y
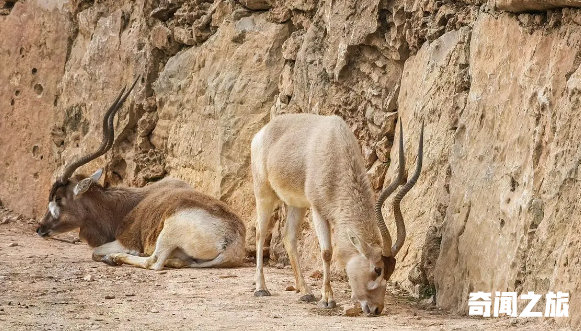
55,197 -> 62,202
374,267 -> 382,276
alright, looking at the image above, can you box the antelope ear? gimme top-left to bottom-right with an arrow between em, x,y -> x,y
73,169 -> 103,196
90,168 -> 103,182
348,230 -> 372,257
74,178 -> 92,196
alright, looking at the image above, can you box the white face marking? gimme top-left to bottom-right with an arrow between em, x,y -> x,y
48,201 -> 60,219
360,300 -> 369,309
367,278 -> 387,291
367,280 -> 379,290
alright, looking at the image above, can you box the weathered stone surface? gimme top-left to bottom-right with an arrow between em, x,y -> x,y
173,26 -> 195,46
268,4 -> 291,23
439,14 -> 581,325
278,63 -> 294,104
153,14 -> 290,224
150,0 -> 181,21
239,0 -> 272,11
362,143 -> 378,168
137,112 -> 158,137
277,0 -> 403,151
150,24 -> 179,55
375,136 -> 391,163
56,0 -> 153,190
281,31 -> 303,61
497,0 -> 581,12
0,0 -> 69,217
393,12 -> 581,326
367,161 -> 388,190
386,26 -> 471,298
133,149 -> 166,186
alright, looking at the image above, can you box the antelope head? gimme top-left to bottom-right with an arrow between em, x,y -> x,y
346,121 -> 424,315
36,78 -> 139,237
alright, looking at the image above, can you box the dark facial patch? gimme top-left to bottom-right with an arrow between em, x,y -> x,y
382,255 -> 396,280
49,180 -> 66,201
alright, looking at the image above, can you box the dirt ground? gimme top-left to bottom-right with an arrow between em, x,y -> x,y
0,219 -> 570,331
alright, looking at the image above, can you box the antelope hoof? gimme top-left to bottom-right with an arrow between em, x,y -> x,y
254,290 -> 271,297
318,299 -> 337,309
299,294 -> 317,303
102,254 -> 122,266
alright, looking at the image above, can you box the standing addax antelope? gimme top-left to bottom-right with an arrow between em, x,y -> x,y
251,113 -> 423,315
36,78 -> 246,270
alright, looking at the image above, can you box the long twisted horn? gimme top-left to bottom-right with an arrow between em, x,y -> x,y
391,121 -> 424,257
49,77 -> 139,200
375,121 -> 405,256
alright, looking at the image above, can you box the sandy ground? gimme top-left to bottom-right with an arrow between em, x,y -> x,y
0,219 -> 570,330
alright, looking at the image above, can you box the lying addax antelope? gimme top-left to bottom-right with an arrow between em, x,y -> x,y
36,78 -> 246,269
251,113 -> 423,315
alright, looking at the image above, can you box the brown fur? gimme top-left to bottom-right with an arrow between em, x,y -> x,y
43,174 -> 151,247
116,187 -> 245,255
38,176 -> 245,260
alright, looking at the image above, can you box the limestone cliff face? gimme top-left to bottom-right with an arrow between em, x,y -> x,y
396,13 -> 581,324
0,0 -> 70,217
1,0 -> 580,324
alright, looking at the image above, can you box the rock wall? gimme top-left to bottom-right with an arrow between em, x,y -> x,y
1,0 -> 580,325
0,0 -> 70,217
396,11 -> 581,326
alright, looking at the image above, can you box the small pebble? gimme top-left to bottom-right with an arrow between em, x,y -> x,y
310,270 -> 323,279
285,285 -> 296,291
8,242 -> 18,247
104,295 -> 115,299
83,275 -> 93,282
150,308 -> 159,313
345,306 -> 362,317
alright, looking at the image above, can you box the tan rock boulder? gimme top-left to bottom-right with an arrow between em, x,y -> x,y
394,12 -> 581,325
437,14 -> 581,324
239,0 -> 272,11
152,14 -> 290,230
56,1 -> 151,189
150,24 -> 180,55
0,0 -> 70,217
496,0 -> 581,12
387,26 -> 471,296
